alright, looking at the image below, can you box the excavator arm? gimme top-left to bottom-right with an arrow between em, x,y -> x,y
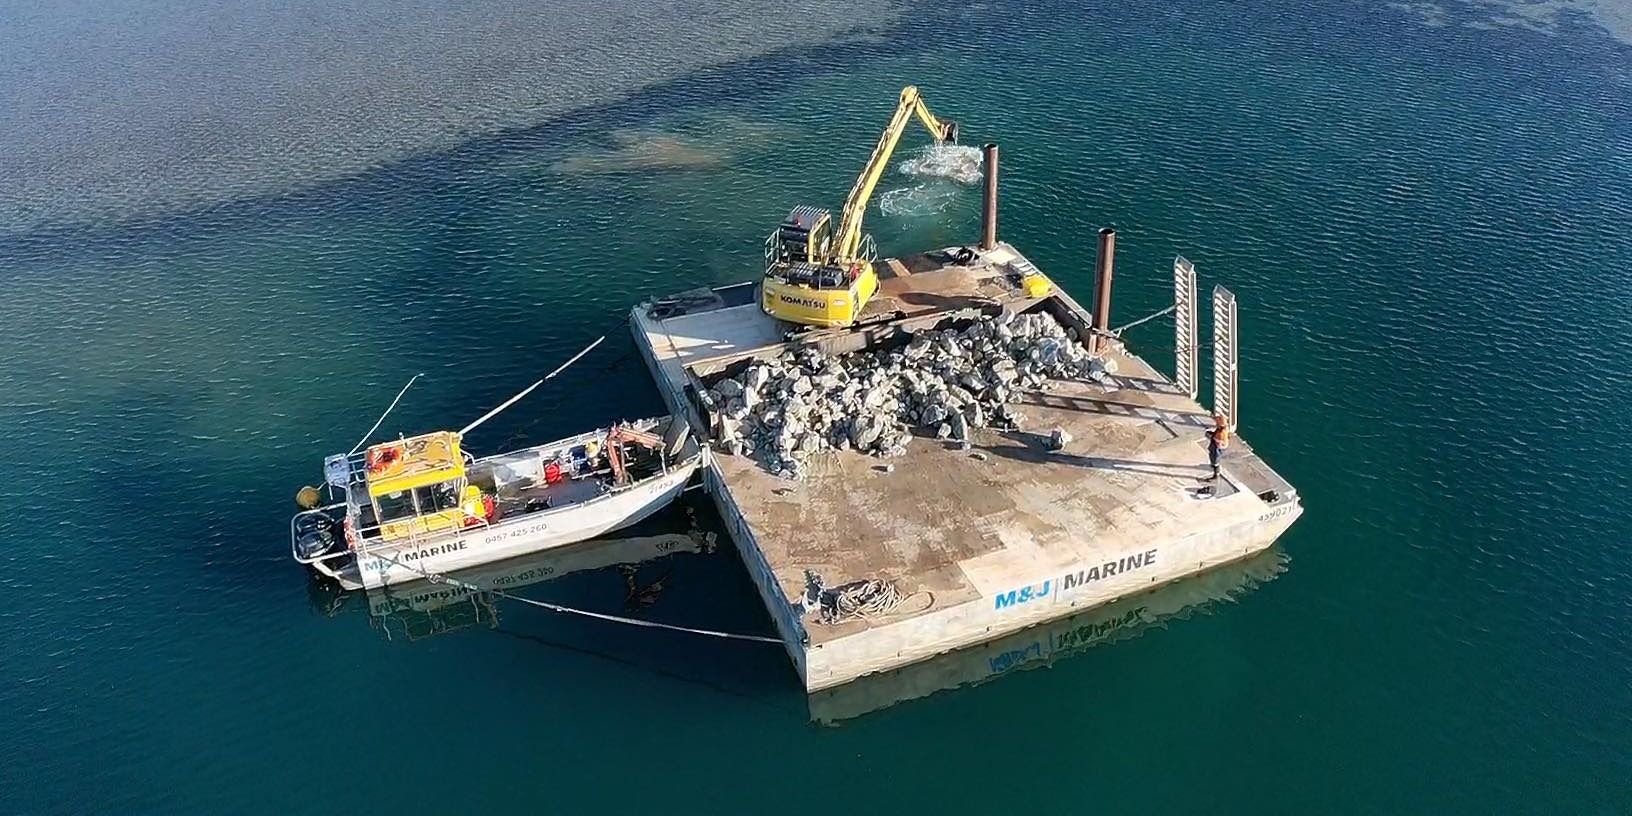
833,86 -> 959,260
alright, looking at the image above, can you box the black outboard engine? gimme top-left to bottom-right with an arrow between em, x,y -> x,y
294,513 -> 340,560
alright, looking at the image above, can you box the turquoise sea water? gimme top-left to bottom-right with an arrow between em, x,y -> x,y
3,0 -> 1630,812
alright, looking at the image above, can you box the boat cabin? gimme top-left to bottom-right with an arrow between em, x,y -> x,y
357,431 -> 490,542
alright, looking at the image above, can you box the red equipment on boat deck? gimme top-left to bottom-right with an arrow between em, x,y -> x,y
543,461 -> 564,484
366,445 -> 402,474
463,493 -> 497,527
607,441 -> 625,485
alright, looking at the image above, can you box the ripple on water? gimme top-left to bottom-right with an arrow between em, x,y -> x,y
0,0 -> 902,236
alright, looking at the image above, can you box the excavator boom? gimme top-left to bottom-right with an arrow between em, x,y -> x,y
833,86 -> 958,260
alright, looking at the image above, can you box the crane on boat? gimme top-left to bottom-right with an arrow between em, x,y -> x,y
760,85 -> 960,328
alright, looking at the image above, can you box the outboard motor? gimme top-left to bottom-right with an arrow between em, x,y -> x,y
294,513 -> 340,560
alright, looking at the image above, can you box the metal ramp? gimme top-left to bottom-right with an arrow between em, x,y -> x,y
1173,257 -> 1198,400
1212,285 -> 1238,426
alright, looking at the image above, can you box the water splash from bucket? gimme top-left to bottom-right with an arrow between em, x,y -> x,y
896,143 -> 983,185
879,143 -> 982,216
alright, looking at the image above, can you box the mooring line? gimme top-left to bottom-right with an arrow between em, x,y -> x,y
349,373 -> 424,455
365,549 -> 783,645
1111,305 -> 1176,336
460,335 -> 608,435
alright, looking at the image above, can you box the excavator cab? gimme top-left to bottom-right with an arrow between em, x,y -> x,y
774,206 -> 834,267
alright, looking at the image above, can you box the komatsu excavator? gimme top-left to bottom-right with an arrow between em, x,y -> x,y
761,86 -> 960,328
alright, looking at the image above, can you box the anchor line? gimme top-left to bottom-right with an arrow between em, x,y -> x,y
363,549 -> 784,645
1115,340 -> 1214,357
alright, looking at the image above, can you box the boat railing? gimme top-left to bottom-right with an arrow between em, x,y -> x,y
348,505 -> 500,559
346,438 -> 703,560
341,453 -> 621,561
471,427 -> 609,467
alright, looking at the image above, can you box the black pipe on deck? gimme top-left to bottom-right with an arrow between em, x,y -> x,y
980,143 -> 999,251
1092,227 -> 1116,351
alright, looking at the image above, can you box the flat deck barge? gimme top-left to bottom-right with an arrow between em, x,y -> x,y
631,242 -> 1302,691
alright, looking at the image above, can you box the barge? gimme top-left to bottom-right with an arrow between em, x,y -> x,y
630,150 -> 1303,690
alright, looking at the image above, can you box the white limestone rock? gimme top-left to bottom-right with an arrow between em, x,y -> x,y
725,309 -> 1111,474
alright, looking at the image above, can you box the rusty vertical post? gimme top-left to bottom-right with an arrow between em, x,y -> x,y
980,143 -> 999,251
1092,227 -> 1116,352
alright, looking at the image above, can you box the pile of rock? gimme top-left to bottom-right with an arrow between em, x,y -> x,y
700,310 -> 1117,480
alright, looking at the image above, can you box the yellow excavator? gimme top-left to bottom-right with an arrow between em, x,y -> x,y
761,86 -> 960,328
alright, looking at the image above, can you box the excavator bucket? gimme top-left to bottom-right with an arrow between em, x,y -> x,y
943,121 -> 960,143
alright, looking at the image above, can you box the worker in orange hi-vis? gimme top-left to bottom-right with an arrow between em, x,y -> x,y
1204,414 -> 1230,482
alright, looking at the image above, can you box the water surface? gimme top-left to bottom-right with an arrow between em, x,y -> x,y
3,0 -> 1630,812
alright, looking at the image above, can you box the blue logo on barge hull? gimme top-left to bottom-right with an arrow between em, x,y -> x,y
992,548 -> 1161,611
993,580 -> 1051,610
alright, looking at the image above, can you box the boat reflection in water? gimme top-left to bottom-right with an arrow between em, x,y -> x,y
311,503 -> 718,642
807,548 -> 1289,725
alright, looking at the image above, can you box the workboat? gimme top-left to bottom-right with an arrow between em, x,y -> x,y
290,417 -> 704,590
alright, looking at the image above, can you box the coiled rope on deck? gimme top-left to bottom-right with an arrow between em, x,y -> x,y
803,571 -> 934,624
826,579 -> 904,620
366,549 -> 783,645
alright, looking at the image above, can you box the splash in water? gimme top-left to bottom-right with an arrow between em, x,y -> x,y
878,144 -> 982,217
896,143 -> 984,185
878,184 -> 961,217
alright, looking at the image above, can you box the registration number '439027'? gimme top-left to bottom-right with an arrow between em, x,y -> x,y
1258,504 -> 1296,523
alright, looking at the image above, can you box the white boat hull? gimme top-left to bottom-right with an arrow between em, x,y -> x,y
338,461 -> 699,590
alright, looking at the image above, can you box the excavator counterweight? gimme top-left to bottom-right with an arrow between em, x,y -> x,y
761,86 -> 960,328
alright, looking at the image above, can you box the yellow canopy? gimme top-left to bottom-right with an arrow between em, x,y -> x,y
365,431 -> 465,497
